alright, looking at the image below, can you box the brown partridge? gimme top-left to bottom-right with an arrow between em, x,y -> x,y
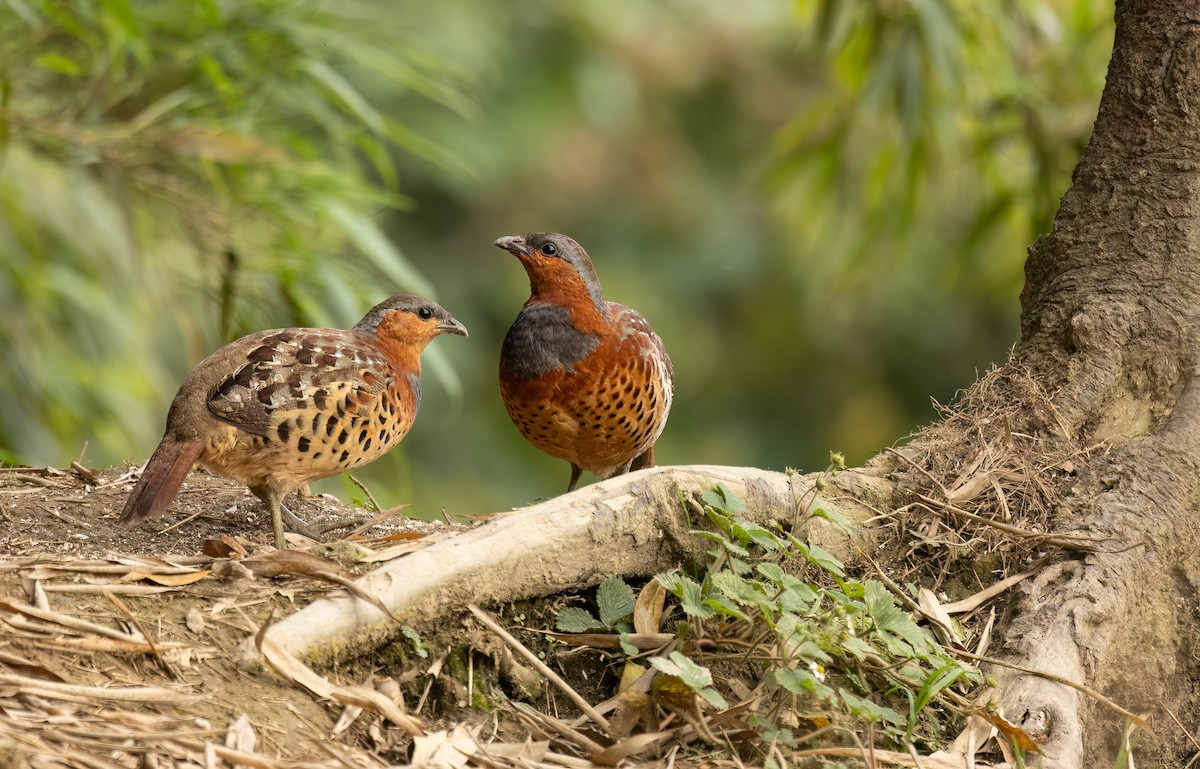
496,232 -> 673,492
120,294 -> 467,547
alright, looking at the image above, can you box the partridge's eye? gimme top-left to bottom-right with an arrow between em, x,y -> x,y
540,242 -> 558,256
417,307 -> 434,320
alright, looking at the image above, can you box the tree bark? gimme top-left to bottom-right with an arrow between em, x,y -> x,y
999,0 -> 1200,764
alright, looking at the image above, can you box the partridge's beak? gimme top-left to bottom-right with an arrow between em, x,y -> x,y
438,317 -> 468,337
494,235 -> 532,257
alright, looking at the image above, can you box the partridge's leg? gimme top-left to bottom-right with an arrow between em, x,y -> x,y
251,486 -> 320,548
248,484 -> 285,547
567,464 -> 583,493
251,486 -> 287,549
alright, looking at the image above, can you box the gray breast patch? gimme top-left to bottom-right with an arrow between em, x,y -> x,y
502,304 -> 600,379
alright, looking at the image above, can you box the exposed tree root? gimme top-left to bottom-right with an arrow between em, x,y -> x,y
261,464 -> 884,664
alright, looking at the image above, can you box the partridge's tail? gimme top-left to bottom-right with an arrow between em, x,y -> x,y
119,436 -> 204,524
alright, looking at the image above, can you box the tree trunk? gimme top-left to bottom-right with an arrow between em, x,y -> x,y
996,0 -> 1200,764
265,2 -> 1200,765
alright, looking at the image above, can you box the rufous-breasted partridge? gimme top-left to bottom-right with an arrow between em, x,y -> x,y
120,294 -> 467,547
496,232 -> 674,492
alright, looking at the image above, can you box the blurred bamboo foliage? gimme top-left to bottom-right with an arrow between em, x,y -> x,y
0,0 -> 1111,516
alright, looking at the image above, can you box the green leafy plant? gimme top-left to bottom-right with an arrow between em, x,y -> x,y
555,576 -> 636,634
548,481 -> 980,760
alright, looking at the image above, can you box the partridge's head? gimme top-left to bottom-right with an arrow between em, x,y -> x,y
355,294 -> 468,349
495,232 -> 605,313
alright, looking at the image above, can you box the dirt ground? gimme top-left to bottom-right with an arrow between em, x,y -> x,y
0,465 -> 446,559
0,465 -> 470,767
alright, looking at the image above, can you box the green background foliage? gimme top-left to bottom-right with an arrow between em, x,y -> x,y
0,0 -> 1112,517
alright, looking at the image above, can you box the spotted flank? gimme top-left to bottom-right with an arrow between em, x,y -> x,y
201,327 -> 419,486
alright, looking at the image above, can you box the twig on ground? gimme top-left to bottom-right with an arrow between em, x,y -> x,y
468,604 -> 611,731
348,475 -> 382,514
347,504 -> 411,538
158,508 -> 208,534
916,494 -> 1126,553
104,590 -> 177,680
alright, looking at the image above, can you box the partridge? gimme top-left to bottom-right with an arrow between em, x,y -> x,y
496,232 -> 673,492
120,294 -> 467,547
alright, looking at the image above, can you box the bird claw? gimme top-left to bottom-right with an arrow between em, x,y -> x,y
279,503 -> 321,541
309,516 -> 373,537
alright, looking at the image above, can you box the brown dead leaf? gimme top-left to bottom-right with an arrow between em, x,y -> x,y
0,651 -> 65,683
123,570 -> 211,587
69,462 -> 101,484
408,727 -> 476,769
634,580 -> 667,635
982,709 -> 1042,754
241,549 -> 347,580
202,535 -> 247,558
608,688 -> 655,741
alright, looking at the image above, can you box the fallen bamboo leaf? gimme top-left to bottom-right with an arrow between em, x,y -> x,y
24,577 -> 49,611
358,540 -> 433,563
941,568 -> 1038,615
241,550 -> 394,620
591,731 -> 673,765
40,584 -> 176,595
330,704 -> 364,737
509,701 -> 608,756
917,588 -> 962,648
941,711 -> 998,760
35,637 -> 191,654
814,746 -> 999,767
477,739 -> 550,761
0,600 -> 147,643
122,570 -> 212,587
202,535 -> 246,558
0,673 -> 198,703
69,462 -> 101,483
255,619 -> 423,736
